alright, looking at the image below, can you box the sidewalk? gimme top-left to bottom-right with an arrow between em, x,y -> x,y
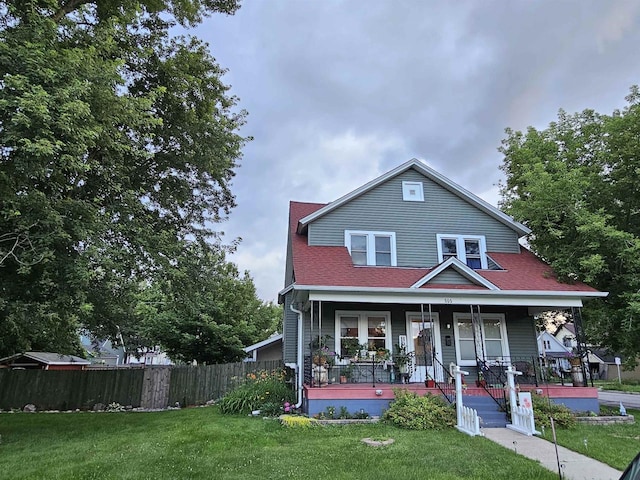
483,428 -> 623,480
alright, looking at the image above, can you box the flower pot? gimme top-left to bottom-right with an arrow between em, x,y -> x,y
313,355 -> 326,366
569,357 -> 582,367
425,379 -> 435,388
339,375 -> 347,384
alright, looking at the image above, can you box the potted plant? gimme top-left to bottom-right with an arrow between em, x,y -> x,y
358,343 -> 370,360
310,334 -> 333,365
393,344 -> 413,383
376,347 -> 391,361
340,363 -> 354,384
476,371 -> 487,387
340,337 -> 360,360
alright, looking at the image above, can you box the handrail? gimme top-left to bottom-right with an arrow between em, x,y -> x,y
476,358 -> 507,411
431,356 -> 455,403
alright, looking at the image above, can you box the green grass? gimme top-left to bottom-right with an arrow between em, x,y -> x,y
595,380 -> 640,393
537,408 -> 640,470
0,408 -> 558,480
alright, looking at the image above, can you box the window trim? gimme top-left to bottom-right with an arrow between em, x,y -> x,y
335,310 -> 392,363
436,234 -> 488,269
345,230 -> 397,266
452,312 -> 510,367
402,181 -> 424,202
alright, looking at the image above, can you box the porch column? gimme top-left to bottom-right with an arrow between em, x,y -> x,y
571,307 -> 589,387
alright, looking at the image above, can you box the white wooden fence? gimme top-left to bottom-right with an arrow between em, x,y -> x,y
454,366 -> 483,436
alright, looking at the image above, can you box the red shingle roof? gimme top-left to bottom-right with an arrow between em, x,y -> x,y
288,201 -> 599,293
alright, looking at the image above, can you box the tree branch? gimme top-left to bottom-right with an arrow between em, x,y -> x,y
52,0 -> 94,23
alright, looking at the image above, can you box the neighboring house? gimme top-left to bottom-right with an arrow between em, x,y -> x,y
537,330 -> 572,375
0,352 -> 90,370
243,334 -> 283,362
591,349 -> 640,381
550,322 -> 605,378
553,323 -> 577,350
80,332 -> 126,366
279,159 -> 607,417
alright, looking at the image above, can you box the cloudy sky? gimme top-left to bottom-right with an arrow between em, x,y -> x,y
191,1 -> 640,302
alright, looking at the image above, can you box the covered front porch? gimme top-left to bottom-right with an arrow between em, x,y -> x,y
286,288 -> 600,418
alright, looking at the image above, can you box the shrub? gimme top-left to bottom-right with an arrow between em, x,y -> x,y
218,369 -> 295,415
530,394 -> 576,429
382,389 -> 455,430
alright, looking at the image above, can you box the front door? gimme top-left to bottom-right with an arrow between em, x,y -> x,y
406,313 -> 443,382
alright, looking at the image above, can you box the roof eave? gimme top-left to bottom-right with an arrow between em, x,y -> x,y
291,284 -> 608,298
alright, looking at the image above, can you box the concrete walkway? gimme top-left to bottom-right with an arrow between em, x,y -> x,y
483,428 -> 623,480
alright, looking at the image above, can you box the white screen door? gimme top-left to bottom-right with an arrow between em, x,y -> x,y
406,314 -> 442,382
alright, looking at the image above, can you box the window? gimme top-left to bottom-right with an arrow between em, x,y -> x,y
335,311 -> 391,361
402,181 -> 424,201
345,230 -> 396,266
562,336 -> 573,348
436,234 -> 487,269
543,340 -> 551,350
453,313 -> 510,366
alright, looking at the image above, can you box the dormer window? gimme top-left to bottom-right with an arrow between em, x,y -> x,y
436,234 -> 487,269
345,230 -> 397,266
402,181 -> 424,201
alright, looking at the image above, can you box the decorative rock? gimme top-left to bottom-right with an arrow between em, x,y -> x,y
361,437 -> 395,447
93,403 -> 105,412
23,404 -> 36,413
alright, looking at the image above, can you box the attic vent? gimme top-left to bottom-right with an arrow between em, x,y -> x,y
402,181 -> 424,202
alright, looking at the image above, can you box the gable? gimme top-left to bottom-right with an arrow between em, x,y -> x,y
426,269 -> 479,286
300,159 -> 529,235
307,167 -> 521,268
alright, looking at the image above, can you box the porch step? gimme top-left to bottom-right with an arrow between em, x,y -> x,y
462,394 -> 507,428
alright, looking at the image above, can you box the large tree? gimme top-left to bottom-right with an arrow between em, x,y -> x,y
499,86 -> 640,366
0,0 -> 247,357
134,242 -> 282,364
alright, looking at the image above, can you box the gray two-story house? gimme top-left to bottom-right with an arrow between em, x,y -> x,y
279,159 -> 605,418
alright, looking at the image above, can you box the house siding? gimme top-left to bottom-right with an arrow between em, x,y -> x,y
504,308 -> 539,359
308,168 -> 520,267
428,269 -> 475,285
283,292 -> 299,363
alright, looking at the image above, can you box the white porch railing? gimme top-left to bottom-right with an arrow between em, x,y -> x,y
505,365 -> 540,436
454,366 -> 483,437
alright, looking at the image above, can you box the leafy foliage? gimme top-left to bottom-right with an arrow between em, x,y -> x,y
134,242 -> 282,364
0,0 -> 252,357
382,389 -> 456,430
218,370 -> 295,416
500,86 -> 640,366
530,394 -> 576,429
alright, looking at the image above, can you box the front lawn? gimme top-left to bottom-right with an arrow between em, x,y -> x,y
543,408 -> 640,471
0,408 -> 557,480
596,380 -> 640,394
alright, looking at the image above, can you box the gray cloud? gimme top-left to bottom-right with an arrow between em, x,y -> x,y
194,1 -> 640,301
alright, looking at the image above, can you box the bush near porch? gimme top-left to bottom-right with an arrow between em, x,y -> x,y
382,389 -> 456,430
